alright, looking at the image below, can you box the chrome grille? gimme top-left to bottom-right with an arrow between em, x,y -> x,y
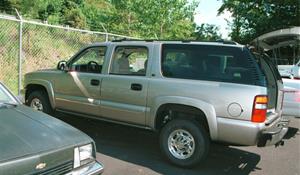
34,160 -> 73,175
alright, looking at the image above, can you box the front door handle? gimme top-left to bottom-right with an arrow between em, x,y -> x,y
90,79 -> 100,86
131,83 -> 142,91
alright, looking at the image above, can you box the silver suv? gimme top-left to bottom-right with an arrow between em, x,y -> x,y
23,40 -> 289,167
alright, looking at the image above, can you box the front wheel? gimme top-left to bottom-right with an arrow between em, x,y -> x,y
26,90 -> 53,115
160,119 -> 210,167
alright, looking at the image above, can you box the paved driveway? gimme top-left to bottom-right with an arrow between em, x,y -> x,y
56,114 -> 300,175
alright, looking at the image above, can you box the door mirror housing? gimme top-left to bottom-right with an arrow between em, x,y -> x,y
57,61 -> 68,71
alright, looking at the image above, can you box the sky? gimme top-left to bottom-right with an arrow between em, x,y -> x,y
194,0 -> 233,39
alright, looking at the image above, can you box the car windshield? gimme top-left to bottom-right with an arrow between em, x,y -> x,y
0,84 -> 18,107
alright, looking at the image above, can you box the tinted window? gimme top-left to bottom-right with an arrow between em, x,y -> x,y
161,44 -> 261,85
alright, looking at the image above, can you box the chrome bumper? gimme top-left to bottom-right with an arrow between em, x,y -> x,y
257,118 -> 289,147
216,116 -> 289,146
66,161 -> 104,175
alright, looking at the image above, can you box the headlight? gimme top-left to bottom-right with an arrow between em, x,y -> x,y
74,144 -> 94,168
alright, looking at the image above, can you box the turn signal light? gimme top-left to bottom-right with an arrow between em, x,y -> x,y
252,95 -> 268,123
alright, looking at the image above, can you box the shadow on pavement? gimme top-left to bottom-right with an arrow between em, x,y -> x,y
57,113 -> 261,175
283,127 -> 299,140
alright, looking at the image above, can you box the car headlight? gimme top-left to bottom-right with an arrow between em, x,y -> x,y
73,144 -> 94,168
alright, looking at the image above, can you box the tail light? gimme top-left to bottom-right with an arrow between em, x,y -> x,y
252,95 -> 268,123
293,77 -> 300,80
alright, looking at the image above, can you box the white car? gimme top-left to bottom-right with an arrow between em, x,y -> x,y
278,60 -> 300,79
282,78 -> 300,117
291,60 -> 300,79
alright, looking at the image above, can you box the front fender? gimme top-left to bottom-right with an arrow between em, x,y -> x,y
25,79 -> 55,109
149,96 -> 218,140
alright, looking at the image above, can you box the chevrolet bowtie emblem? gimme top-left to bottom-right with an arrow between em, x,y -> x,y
35,163 -> 47,170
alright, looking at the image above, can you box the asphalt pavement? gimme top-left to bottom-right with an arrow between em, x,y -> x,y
56,113 -> 300,175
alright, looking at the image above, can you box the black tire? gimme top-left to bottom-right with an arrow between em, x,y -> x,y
26,90 -> 53,115
160,119 -> 210,167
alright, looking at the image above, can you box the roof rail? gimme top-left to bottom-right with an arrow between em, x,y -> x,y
111,38 -> 239,45
111,38 -> 152,42
215,39 -> 239,45
111,38 -> 206,42
111,38 -> 194,42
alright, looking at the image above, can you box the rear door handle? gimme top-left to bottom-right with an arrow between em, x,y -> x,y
131,83 -> 142,91
90,79 -> 100,86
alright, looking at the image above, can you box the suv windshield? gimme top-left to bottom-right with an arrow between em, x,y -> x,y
0,84 -> 18,107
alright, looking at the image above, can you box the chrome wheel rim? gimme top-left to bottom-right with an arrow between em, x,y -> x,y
168,129 -> 195,159
30,98 -> 43,111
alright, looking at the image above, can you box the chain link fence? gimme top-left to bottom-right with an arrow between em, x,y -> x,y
0,17 -> 19,94
0,14 -> 137,95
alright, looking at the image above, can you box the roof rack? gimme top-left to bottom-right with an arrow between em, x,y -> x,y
111,38 -> 197,42
111,38 -> 154,42
215,39 -> 239,45
111,38 -> 239,45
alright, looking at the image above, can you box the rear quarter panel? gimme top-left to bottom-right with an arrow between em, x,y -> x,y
148,78 -> 267,121
146,44 -> 268,139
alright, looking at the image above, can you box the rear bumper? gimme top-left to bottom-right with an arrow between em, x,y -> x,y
216,116 -> 289,146
66,161 -> 104,175
257,119 -> 289,147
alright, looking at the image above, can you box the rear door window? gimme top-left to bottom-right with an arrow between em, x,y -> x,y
110,46 -> 148,76
161,44 -> 261,85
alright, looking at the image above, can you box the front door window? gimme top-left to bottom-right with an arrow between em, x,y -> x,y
70,47 -> 106,74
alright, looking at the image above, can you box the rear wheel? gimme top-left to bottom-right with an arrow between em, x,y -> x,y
160,119 -> 210,167
26,90 -> 53,115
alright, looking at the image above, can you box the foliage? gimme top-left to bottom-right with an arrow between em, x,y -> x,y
0,0 -> 211,40
0,17 -> 104,94
0,0 -> 21,14
132,0 -> 199,39
218,0 -> 300,44
193,23 -> 222,41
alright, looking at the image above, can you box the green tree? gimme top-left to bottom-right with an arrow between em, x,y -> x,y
1,0 -> 203,39
193,23 -> 221,41
219,0 -> 300,44
63,8 -> 86,28
134,0 -> 199,39
82,0 -> 114,31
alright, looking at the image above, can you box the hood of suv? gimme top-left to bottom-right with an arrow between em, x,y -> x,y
0,105 -> 91,162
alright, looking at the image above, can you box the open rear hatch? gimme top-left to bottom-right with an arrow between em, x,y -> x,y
257,54 -> 284,122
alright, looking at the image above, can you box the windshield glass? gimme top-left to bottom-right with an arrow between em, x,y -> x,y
0,84 -> 18,106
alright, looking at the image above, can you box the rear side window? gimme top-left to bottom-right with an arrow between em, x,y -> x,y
110,46 -> 148,76
161,44 -> 262,85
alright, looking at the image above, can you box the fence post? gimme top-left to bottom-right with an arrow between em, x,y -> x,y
16,9 -> 23,96
105,33 -> 109,42
100,23 -> 108,42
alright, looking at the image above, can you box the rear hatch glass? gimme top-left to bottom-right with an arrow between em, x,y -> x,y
252,53 -> 284,111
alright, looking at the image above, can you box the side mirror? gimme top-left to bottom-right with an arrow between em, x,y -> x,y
57,61 -> 68,71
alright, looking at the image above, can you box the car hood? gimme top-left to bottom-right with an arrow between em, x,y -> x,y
0,105 -> 92,162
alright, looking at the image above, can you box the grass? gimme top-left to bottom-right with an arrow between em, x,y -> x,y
0,18 -> 105,95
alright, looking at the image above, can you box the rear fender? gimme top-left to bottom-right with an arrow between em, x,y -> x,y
150,96 -> 218,140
